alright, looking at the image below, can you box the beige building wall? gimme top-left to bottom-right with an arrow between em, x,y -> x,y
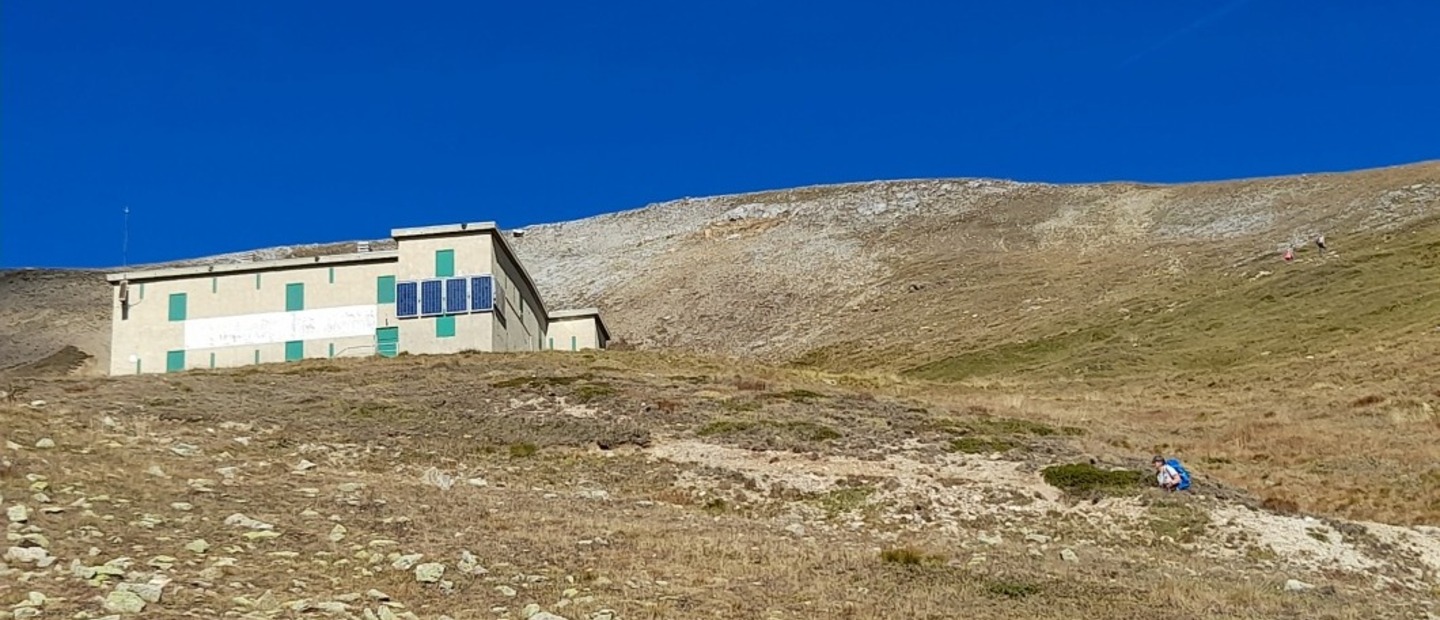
107,222 -> 608,376
545,316 -> 603,351
391,228 -> 496,355
490,240 -> 546,352
108,253 -> 401,375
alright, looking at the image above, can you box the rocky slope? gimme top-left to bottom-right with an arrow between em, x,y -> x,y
2,353 -> 1437,619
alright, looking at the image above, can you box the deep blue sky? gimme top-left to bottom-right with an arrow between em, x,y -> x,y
4,1 -> 1438,268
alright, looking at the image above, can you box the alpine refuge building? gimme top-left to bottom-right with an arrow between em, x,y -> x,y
105,222 -> 609,375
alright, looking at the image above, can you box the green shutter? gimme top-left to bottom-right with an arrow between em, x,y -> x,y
376,327 -> 399,358
211,277 -> 217,293
548,337 -> 554,350
139,283 -> 146,299
168,293 -> 187,321
285,340 -> 304,361
254,350 -> 260,364
255,273 -> 262,289
436,315 -> 456,338
209,352 -> 216,369
166,350 -> 185,373
435,249 -> 455,277
571,336 -> 577,351
328,267 -> 335,284
328,343 -> 335,358
135,358 -> 142,374
377,276 -> 396,303
286,283 -> 304,311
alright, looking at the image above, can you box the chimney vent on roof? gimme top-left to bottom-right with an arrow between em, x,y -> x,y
357,241 -> 371,253
512,229 -> 526,238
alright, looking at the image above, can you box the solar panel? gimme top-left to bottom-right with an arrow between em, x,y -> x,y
445,278 -> 468,314
420,279 -> 444,316
470,275 -> 493,312
396,281 -> 419,318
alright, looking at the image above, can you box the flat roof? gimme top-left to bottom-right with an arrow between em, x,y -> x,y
105,250 -> 399,283
391,221 -> 498,239
549,307 -> 611,342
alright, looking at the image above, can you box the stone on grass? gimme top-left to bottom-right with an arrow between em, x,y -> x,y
1060,548 -> 1079,563
1024,533 -> 1051,544
391,554 -> 423,570
414,562 -> 445,583
34,438 -> 55,449
496,585 -> 518,597
366,589 -> 391,601
328,524 -> 348,542
224,513 -> 273,530
7,504 -> 30,523
521,603 -> 541,617
104,590 -> 147,614
117,581 -> 164,603
168,443 -> 201,457
531,612 -> 570,620
1284,579 -> 1315,592
589,610 -> 617,620
185,539 -> 210,554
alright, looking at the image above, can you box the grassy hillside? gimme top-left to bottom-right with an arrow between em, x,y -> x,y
3,353 -> 1437,619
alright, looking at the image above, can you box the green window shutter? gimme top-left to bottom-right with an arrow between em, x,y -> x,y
435,249 -> 455,277
548,337 -> 554,350
286,283 -> 305,311
209,352 -> 216,369
285,340 -> 304,361
328,267 -> 335,284
166,350 -> 185,373
211,277 -> 217,293
376,276 -> 396,303
436,315 -> 456,338
135,358 -> 142,374
571,336 -> 577,351
254,350 -> 260,364
255,273 -> 262,289
139,283 -> 146,299
328,343 -> 335,358
168,293 -> 187,321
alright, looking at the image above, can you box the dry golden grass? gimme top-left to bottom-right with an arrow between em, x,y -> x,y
1,353 -> 1435,619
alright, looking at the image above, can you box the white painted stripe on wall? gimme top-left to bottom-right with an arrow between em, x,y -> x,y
184,305 -> 378,349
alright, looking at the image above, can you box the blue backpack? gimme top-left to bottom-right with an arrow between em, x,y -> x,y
1166,458 -> 1192,490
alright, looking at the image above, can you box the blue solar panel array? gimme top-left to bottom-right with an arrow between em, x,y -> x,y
394,273 -> 499,320
470,275 -> 493,311
445,278 -> 468,314
396,281 -> 419,318
419,280 -> 444,316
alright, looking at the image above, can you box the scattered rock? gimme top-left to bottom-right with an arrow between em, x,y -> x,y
366,589 -> 391,601
338,482 -> 365,493
978,533 -> 1003,546
392,553 -> 423,570
496,585 -> 517,597
170,502 -> 193,511
224,513 -> 273,530
466,477 -> 489,488
328,524 -> 348,542
4,546 -> 51,566
1060,548 -> 1079,563
1024,533 -> 1052,544
295,459 -> 318,472
103,590 -> 147,614
34,438 -> 55,449
7,504 -> 30,523
117,579 -> 166,604
414,562 -> 445,583
784,523 -> 806,537
1284,579 -> 1315,592
589,610 -> 617,620
168,443 -> 201,457
458,550 -> 486,575
577,489 -> 610,501
531,612 -> 570,620
184,539 -> 210,554
522,603 -> 542,617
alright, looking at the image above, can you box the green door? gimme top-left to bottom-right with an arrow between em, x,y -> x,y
376,327 -> 399,358
285,340 -> 304,362
166,350 -> 185,373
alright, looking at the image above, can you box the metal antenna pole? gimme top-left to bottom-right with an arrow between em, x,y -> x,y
122,205 -> 130,267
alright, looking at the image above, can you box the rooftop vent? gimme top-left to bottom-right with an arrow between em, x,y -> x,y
512,229 -> 526,238
357,241 -> 371,253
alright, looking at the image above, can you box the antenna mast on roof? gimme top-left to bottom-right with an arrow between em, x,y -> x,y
122,204 -> 131,268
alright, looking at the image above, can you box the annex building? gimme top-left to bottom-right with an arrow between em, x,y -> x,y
105,222 -> 609,375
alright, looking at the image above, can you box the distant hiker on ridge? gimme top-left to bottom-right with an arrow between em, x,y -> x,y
1283,247 -> 1294,262
1316,234 -> 1327,255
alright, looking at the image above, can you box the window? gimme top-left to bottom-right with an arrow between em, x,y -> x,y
377,276 -> 396,304
548,337 -> 554,350
435,249 -> 455,277
209,352 -> 216,369
436,315 -> 456,338
571,336 -> 577,351
255,273 -> 261,289
166,350 -> 185,373
285,340 -> 303,361
328,267 -> 335,284
168,293 -> 187,321
286,283 -> 304,311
